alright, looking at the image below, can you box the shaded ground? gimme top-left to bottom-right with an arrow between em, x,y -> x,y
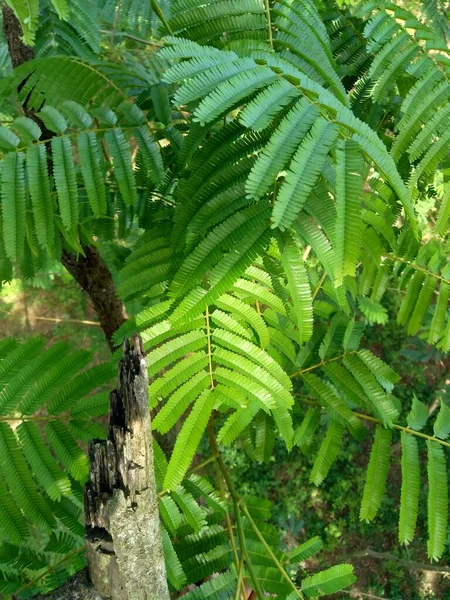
0,267 -> 110,363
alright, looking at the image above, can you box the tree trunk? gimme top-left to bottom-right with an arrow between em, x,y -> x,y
84,336 -> 170,599
61,247 -> 127,352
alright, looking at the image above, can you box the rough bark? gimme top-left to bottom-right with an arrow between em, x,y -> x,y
1,4 -> 34,68
61,247 -> 127,352
85,336 -> 170,600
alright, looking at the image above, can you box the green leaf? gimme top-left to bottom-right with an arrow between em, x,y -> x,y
17,422 -> 71,501
399,432 -> 420,545
164,389 -> 215,489
0,480 -> 29,543
302,373 -> 365,440
193,66 -> 278,125
272,117 -> 339,230
360,426 -> 392,522
246,99 -> 320,200
0,423 -> 54,530
239,79 -> 300,130
294,408 -> 321,454
334,140 -> 363,284
357,349 -> 400,392
343,355 -> 399,427
45,421 -> 88,483
77,132 -> 107,216
289,536 -> 323,563
105,128 -> 137,206
1,152 -> 26,260
26,144 -> 55,250
147,330 -> 207,378
406,395 -> 429,431
51,137 -> 78,233
310,421 -> 345,486
216,294 -> 269,348
51,0 -> 69,20
38,106 -> 67,134
427,440 -> 448,561
153,371 -> 210,434
5,0 -> 39,45
301,564 -> 356,597
217,403 -> 259,445
277,230 -> 313,345
433,401 -> 450,440
161,527 -> 187,590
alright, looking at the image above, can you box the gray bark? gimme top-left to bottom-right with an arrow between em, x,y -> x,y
84,336 -> 170,600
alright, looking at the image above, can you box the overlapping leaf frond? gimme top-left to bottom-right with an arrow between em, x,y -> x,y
160,27 -> 416,234
0,101 -> 167,278
0,338 -> 115,595
153,455 -> 356,599
292,324 -> 450,559
360,236 -> 450,350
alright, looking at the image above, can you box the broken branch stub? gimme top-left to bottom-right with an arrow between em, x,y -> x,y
85,336 -> 170,600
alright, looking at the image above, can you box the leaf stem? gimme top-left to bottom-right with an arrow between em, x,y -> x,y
241,503 -> 304,599
289,350 -> 357,379
295,394 -> 450,449
312,271 -> 327,300
234,558 -> 245,600
205,306 -> 215,389
13,547 -> 85,596
264,0 -> 273,49
150,0 -> 173,35
384,255 -> 450,285
208,424 -> 265,600
100,29 -> 163,47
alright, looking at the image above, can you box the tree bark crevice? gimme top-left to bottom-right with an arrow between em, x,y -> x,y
61,247 -> 127,352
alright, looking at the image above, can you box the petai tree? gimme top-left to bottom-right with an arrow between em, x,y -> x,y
0,0 -> 449,598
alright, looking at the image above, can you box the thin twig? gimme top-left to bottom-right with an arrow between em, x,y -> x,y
100,29 -> 163,47
312,271 -> 327,300
211,434 -> 247,599
264,0 -> 273,49
240,504 -> 304,599
12,548 -> 85,596
208,424 -> 265,600
352,548 -> 450,574
294,394 -> 450,449
341,590 -> 388,600
234,558 -> 245,600
205,306 -> 215,389
289,350 -> 357,379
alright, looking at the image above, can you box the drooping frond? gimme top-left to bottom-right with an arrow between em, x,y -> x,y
301,564 -> 356,598
334,140 -> 364,284
427,440 -> 448,561
0,337 -> 114,544
359,425 -> 392,522
399,432 -> 420,545
0,102 -> 166,262
310,420 -> 345,486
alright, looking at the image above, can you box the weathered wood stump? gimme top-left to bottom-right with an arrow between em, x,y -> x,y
84,337 -> 170,600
